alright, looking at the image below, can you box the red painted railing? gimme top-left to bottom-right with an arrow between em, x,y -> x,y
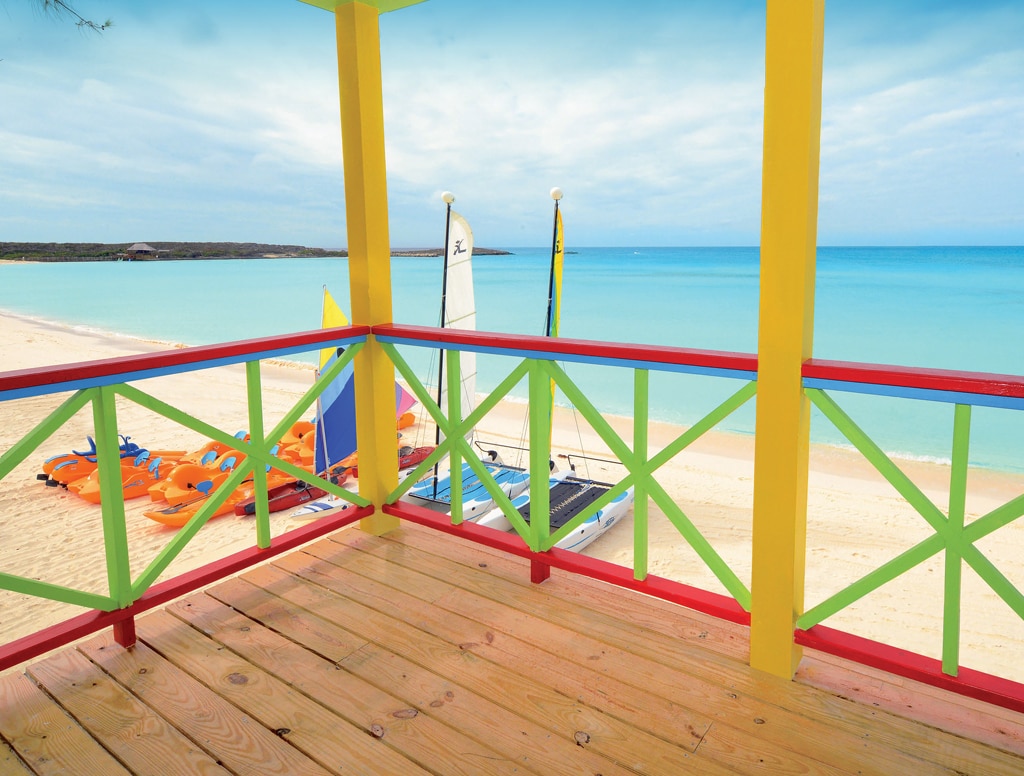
2,323 -> 1023,714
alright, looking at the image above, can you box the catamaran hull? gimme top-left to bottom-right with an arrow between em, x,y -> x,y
475,476 -> 634,553
406,460 -> 530,520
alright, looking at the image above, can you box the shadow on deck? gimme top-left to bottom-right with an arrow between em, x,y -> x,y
1,522 -> 1022,775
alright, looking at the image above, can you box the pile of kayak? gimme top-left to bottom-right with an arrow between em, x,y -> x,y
38,435 -> 188,503
38,420 -> 432,529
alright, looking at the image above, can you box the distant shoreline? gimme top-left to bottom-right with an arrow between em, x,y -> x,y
0,242 -> 512,262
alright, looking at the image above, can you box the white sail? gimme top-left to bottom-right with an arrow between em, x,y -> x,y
440,210 -> 476,440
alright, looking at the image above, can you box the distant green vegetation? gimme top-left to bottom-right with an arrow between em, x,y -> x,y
0,242 -> 340,261
0,242 -> 511,261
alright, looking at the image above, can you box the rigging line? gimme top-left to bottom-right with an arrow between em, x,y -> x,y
432,197 -> 454,498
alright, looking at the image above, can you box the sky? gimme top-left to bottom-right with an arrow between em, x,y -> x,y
1,0 -> 1022,248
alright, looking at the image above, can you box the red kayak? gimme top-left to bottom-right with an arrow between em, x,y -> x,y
351,445 -> 434,478
233,466 -> 350,516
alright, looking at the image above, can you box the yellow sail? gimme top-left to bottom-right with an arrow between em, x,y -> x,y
547,207 -> 564,339
546,204 -> 564,447
320,286 -> 349,370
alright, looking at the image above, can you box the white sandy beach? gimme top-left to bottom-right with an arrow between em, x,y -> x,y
1,311 -> 1023,684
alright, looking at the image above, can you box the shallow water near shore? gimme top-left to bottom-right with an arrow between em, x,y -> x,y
2,245 -> 1023,471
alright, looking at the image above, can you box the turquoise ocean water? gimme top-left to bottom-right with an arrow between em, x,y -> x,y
2,246 -> 1023,472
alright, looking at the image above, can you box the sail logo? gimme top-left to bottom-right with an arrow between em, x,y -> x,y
453,238 -> 467,255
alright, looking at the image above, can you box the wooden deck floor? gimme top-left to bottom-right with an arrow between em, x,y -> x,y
2,522 -> 1023,775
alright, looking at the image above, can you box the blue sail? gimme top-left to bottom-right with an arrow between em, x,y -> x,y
313,352 -> 357,476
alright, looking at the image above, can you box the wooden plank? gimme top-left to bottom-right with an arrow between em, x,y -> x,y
356,525 -> 1024,776
26,649 -> 231,776
0,741 -> 32,776
78,633 -> 332,776
134,609 -> 430,776
334,526 -> 752,666
358,524 -> 753,660
257,551 -> 746,776
308,536 -> 721,743
797,652 -> 1024,757
0,672 -> 119,776
166,590 -> 532,776
310,530 -> 983,776
216,569 -> 659,776
298,542 -> 862,775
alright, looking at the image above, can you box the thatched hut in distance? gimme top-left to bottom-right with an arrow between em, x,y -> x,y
124,242 -> 157,260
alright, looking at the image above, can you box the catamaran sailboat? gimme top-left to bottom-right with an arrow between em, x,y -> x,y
406,192 -> 530,518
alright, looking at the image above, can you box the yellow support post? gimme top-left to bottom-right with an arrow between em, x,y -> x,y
301,0 -> 425,533
750,0 -> 826,678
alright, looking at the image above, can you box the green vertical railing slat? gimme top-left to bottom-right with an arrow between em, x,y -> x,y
0,389 -> 93,480
797,533 -> 946,630
447,350 -> 465,524
528,360 -> 552,552
92,386 -> 133,608
806,388 -> 948,533
633,369 -> 650,581
246,361 -> 271,549
942,404 -> 971,675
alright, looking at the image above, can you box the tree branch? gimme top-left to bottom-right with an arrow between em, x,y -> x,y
40,0 -> 112,32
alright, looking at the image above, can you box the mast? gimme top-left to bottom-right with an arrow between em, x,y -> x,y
544,186 -> 563,339
433,191 -> 456,496
544,187 -> 564,458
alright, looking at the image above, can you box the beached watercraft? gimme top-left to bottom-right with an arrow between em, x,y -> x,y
471,192 -> 633,552
286,445 -> 433,517
348,444 -> 434,478
407,453 -> 531,519
232,479 -> 328,516
231,463 -> 350,516
67,450 -> 184,504
155,450 -> 246,507
40,435 -> 183,488
403,200 -> 532,517
288,494 -> 354,518
175,433 -> 249,467
143,489 -> 250,527
474,470 -> 634,552
39,435 -> 138,483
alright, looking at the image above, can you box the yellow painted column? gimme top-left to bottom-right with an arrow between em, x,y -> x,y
750,0 -> 825,677
300,1 -> 425,534
333,0 -> 399,534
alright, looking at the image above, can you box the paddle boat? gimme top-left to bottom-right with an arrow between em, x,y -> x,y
40,435 -> 183,488
67,450 -> 183,504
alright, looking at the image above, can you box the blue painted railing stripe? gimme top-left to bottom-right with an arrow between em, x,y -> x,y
375,335 -> 757,381
0,338 -> 366,403
803,378 -> 1024,410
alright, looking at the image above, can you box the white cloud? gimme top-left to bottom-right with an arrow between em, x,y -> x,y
1,0 -> 1020,246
